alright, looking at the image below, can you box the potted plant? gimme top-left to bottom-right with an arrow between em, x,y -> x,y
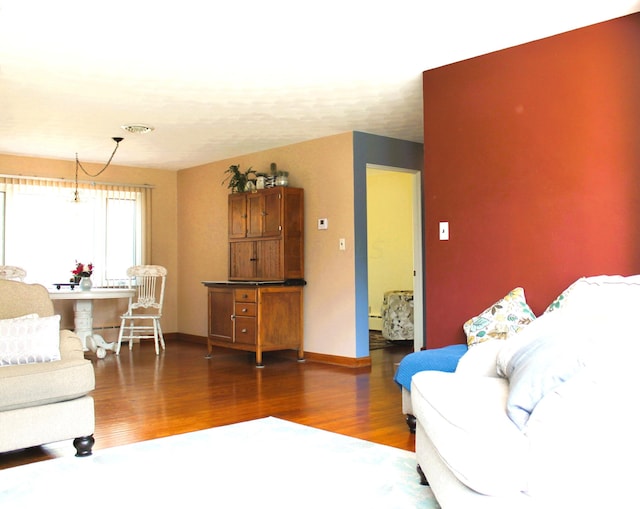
222,164 -> 256,193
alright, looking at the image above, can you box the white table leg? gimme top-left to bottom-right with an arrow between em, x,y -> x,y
73,299 -> 94,351
92,334 -> 117,351
74,299 -> 116,355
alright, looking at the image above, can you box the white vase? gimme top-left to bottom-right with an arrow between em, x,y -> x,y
80,277 -> 93,291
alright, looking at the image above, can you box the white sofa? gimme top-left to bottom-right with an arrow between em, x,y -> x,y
411,276 -> 639,508
396,344 -> 467,431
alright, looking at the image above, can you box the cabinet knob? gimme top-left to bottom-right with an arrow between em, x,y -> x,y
242,308 -> 248,312
242,293 -> 248,298
241,328 -> 247,333
261,211 -> 267,216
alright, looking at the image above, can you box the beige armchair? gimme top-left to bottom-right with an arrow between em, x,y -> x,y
0,280 -> 96,456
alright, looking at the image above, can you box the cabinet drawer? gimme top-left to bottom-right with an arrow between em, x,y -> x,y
234,317 -> 256,344
235,288 -> 257,302
235,302 -> 256,317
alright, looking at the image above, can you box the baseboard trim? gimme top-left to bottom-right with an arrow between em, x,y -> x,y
174,333 -> 372,368
174,332 -> 205,345
302,351 -> 372,368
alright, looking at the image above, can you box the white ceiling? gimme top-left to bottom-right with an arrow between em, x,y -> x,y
1,0 -> 639,171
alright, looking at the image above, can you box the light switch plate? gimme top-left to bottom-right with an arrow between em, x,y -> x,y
439,222 -> 449,241
318,218 -> 328,230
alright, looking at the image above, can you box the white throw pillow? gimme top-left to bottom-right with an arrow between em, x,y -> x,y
496,309 -> 569,377
3,313 -> 39,321
0,314 -> 61,366
501,328 -> 594,430
455,340 -> 505,377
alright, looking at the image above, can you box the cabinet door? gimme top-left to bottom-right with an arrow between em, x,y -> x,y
228,194 -> 247,239
258,287 -> 303,349
256,239 -> 282,280
246,189 -> 282,238
262,190 -> 282,237
208,287 -> 234,342
229,242 -> 257,280
246,193 -> 265,238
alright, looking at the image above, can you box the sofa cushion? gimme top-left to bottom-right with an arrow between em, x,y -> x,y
411,371 -> 528,496
0,357 -> 95,412
523,357 -> 638,503
496,309 -> 581,427
463,287 -> 536,347
500,327 -> 593,430
0,314 -> 61,366
455,339 -> 504,377
497,274 -> 640,429
496,309 -> 565,377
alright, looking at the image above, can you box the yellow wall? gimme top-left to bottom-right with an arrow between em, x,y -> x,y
0,153 -> 178,340
366,170 -> 414,328
177,132 -> 358,357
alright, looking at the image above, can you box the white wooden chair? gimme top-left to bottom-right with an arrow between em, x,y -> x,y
116,265 -> 167,355
0,265 -> 27,281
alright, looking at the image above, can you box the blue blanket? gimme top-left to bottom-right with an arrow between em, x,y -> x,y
394,344 -> 468,392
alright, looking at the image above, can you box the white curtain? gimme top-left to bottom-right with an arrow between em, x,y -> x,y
1,176 -> 151,287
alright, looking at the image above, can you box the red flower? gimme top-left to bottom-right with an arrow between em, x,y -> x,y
71,261 -> 93,278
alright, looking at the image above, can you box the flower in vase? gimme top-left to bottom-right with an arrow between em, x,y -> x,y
71,261 -> 93,282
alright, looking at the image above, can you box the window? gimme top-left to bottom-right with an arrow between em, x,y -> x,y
0,177 -> 150,286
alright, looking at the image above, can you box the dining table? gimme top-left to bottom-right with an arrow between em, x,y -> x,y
48,286 -> 135,357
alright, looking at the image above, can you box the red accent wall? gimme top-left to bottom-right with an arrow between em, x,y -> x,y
424,13 -> 640,349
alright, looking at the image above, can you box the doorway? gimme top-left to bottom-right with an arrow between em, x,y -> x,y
352,131 -> 424,360
366,164 -> 423,354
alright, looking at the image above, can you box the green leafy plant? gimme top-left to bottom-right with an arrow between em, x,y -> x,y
222,164 -> 256,193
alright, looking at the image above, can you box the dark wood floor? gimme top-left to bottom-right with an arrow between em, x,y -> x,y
0,340 -> 414,470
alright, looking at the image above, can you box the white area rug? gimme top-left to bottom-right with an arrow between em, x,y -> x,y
0,417 -> 438,508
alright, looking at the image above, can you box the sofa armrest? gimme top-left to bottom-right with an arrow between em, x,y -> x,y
59,330 -> 85,361
455,340 -> 504,377
394,344 -> 467,391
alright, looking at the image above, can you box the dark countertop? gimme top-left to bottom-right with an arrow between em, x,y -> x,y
202,279 -> 306,287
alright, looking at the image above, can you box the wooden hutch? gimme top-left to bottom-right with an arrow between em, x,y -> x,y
203,187 -> 305,367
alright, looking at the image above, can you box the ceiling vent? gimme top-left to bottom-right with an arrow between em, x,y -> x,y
121,124 -> 154,134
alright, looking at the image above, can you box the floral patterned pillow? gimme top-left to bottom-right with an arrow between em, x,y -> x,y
463,287 -> 536,347
543,275 -> 640,315
543,279 -> 581,314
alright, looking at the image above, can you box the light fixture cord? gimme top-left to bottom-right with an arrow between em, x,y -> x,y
74,138 -> 121,202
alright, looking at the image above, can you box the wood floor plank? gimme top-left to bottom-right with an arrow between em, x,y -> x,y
0,341 -> 414,470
